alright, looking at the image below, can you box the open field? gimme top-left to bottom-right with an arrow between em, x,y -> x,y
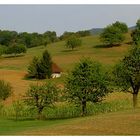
0,109 -> 140,135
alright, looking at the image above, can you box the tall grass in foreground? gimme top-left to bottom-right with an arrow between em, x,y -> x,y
0,98 -> 132,120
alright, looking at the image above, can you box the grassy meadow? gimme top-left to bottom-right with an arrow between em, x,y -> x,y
0,33 -> 140,135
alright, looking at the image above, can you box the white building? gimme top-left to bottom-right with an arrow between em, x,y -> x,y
51,63 -> 62,78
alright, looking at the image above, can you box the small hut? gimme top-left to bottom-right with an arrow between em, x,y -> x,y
51,63 -> 62,78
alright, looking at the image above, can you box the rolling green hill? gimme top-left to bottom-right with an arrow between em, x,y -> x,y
0,34 -> 132,72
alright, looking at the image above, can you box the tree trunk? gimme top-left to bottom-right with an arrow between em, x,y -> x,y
37,107 -> 43,120
81,100 -> 87,116
133,93 -> 138,108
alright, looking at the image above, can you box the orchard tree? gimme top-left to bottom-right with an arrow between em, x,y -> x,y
66,36 -> 82,50
100,25 -> 125,47
113,46 -> 140,108
112,21 -> 128,33
131,19 -> 140,45
24,82 -> 59,119
0,80 -> 13,101
65,58 -> 110,116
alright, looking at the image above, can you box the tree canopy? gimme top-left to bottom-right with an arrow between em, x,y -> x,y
66,36 -> 82,50
113,46 -> 140,108
65,58 -> 110,116
100,24 -> 125,46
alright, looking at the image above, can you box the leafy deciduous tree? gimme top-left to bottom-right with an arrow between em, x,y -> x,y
100,25 -> 125,47
65,58 -> 110,116
112,21 -> 128,33
113,46 -> 140,108
66,36 -> 82,50
131,19 -> 140,45
24,82 -> 59,119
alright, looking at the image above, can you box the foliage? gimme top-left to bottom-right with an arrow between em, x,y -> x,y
65,58 -> 110,116
112,21 -> 128,33
113,46 -> 140,107
131,19 -> 140,45
60,30 -> 90,40
27,56 -> 40,78
5,44 -> 27,56
0,45 -> 7,56
100,24 -> 125,46
0,80 -> 13,101
0,30 -> 18,46
37,50 -> 52,79
27,50 -> 52,79
66,36 -> 82,50
24,82 -> 59,119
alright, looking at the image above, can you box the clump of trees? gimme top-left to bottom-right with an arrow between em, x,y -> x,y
100,21 -> 128,47
27,50 -> 52,79
66,36 -> 82,50
5,44 -> 27,56
65,58 -> 110,116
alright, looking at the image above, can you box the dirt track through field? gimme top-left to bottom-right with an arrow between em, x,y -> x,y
0,69 -> 42,105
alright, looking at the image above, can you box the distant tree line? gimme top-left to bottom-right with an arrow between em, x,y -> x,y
0,30 -> 58,48
59,30 -> 91,40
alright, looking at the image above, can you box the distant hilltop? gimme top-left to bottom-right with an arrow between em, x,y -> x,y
89,26 -> 136,35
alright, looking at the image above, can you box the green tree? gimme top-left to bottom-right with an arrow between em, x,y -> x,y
27,50 -> 52,79
65,58 -> 110,116
0,80 -> 13,101
27,56 -> 39,78
37,50 -> 52,79
100,25 -> 125,47
112,21 -> 128,33
131,19 -> 140,45
113,46 -> 140,108
66,36 -> 82,50
24,82 -> 58,119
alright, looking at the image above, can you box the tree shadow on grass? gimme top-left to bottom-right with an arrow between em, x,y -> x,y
3,54 -> 25,58
94,44 -> 121,48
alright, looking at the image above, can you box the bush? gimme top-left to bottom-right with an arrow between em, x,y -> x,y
0,80 -> 13,101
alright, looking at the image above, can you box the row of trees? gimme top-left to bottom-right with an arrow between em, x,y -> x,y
0,29 -> 91,50
0,30 -> 58,48
1,44 -> 140,118
0,44 -> 27,56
